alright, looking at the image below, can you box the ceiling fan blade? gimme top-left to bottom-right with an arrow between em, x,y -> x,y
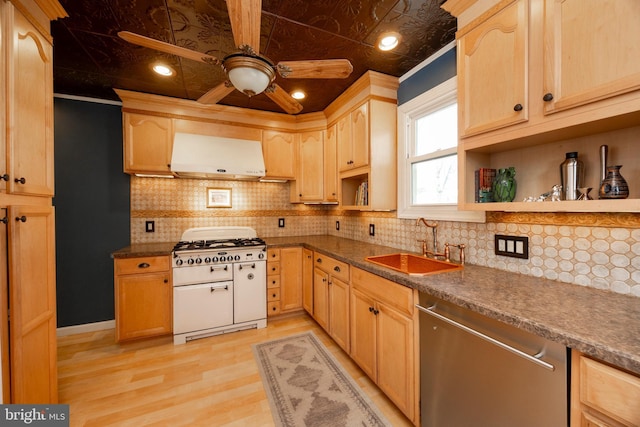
118,31 -> 219,65
226,0 -> 261,52
265,84 -> 303,114
276,59 -> 353,79
197,82 -> 236,104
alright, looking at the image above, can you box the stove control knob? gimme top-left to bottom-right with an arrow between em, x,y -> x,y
187,258 -> 194,265
220,256 -> 226,262
234,255 -> 241,261
176,259 -> 183,266
212,256 -> 218,262
204,257 -> 211,263
258,253 -> 265,259
195,258 -> 202,264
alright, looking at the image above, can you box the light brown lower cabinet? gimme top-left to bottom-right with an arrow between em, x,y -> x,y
350,267 -> 417,424
313,252 -> 350,353
302,248 -> 313,314
114,255 -> 172,342
571,351 -> 640,427
266,247 -> 304,316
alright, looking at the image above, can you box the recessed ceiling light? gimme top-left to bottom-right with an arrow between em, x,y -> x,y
152,64 -> 175,76
377,32 -> 402,51
291,90 -> 306,100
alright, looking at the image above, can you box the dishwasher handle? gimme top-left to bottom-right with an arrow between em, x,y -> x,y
416,304 -> 555,371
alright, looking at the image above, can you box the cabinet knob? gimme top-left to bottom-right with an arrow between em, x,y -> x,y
542,93 -> 554,102
299,193 -> 302,197
138,262 -> 150,268
0,174 -> 8,181
513,103 -> 523,112
164,279 -> 168,283
316,258 -> 322,263
15,216 -> 27,223
0,217 -> 7,224
14,177 -> 26,184
334,266 -> 340,272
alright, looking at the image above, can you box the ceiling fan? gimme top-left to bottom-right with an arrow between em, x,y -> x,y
118,0 -> 354,114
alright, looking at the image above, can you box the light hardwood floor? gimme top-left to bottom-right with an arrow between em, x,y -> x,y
58,312 -> 414,426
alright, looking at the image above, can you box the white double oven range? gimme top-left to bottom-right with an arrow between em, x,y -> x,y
171,227 -> 267,344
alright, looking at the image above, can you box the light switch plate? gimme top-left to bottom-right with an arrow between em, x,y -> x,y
494,234 -> 529,259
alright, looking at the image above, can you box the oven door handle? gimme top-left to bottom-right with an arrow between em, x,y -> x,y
210,265 -> 229,272
238,263 -> 256,270
210,284 -> 229,292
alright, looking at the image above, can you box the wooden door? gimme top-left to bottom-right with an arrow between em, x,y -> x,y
543,0 -> 640,114
313,268 -> 329,331
115,271 -> 172,341
6,7 -> 54,196
337,115 -> 352,172
262,130 -> 296,179
457,0 -> 528,137
298,131 -> 324,201
323,125 -> 338,202
279,247 -> 302,312
8,205 -> 57,403
329,276 -> 349,353
349,287 -> 376,380
123,113 -> 174,174
302,248 -> 313,314
350,102 -> 369,168
376,301 -> 414,420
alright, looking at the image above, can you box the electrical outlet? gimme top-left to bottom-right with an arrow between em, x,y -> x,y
278,218 -> 285,228
145,220 -> 155,233
336,221 -> 340,231
369,224 -> 375,236
495,234 -> 528,259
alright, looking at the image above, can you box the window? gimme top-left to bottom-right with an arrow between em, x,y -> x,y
398,76 -> 485,222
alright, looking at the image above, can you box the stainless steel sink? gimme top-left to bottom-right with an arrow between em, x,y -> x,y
365,253 -> 463,276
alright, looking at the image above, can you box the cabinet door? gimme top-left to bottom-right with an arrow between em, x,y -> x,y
457,0 -> 528,137
262,130 -> 296,179
329,276 -> 349,353
6,7 -> 55,196
313,268 -> 329,330
349,287 -> 376,380
376,301 -> 415,420
302,248 -> 313,314
123,113 -> 174,175
8,205 -> 57,403
297,131 -> 324,201
337,115 -> 352,172
279,247 -> 303,312
115,271 -> 172,341
350,102 -> 369,168
543,0 -> 640,114
323,125 -> 338,202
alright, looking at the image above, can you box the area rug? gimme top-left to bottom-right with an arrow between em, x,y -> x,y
253,331 -> 391,427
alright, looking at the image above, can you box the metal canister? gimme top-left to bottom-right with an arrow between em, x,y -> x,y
560,152 -> 584,200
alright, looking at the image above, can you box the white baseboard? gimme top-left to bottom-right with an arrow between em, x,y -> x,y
57,320 -> 115,337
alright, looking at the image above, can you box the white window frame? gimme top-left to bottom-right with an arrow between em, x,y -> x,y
397,76 -> 485,222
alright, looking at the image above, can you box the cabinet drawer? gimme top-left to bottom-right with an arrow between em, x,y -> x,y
580,356 -> 640,426
268,262 -> 280,275
267,288 -> 280,302
267,301 -> 281,316
115,256 -> 170,275
351,267 -> 413,317
267,276 -> 280,288
314,252 -> 350,282
267,248 -> 280,261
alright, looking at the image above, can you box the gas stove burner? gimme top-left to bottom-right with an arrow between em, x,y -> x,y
172,237 -> 266,253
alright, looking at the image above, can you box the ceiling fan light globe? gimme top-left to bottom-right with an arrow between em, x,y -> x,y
224,55 -> 276,97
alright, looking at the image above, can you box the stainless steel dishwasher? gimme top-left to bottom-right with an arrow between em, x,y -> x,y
417,293 -> 568,427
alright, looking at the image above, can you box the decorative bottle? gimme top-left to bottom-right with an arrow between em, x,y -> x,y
599,165 -> 629,199
560,152 -> 584,200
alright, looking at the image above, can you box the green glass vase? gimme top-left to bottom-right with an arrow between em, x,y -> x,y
492,167 -> 517,202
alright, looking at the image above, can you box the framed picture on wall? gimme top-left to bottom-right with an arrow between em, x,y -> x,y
206,187 -> 232,208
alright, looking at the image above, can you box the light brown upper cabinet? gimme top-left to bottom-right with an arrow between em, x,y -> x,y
262,130 -> 296,180
123,113 -> 174,176
338,103 -> 369,172
292,131 -> 324,202
4,5 -> 55,196
323,124 -> 338,203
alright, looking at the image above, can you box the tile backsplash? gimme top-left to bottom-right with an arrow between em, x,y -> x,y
131,177 -> 640,297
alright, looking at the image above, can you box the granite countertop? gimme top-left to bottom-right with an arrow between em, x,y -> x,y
111,235 -> 640,375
